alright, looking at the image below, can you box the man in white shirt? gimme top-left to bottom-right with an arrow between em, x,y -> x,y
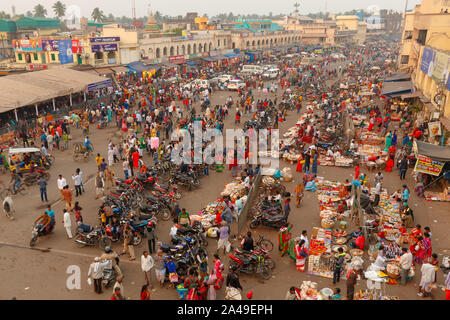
57,174 -> 67,200
373,182 -> 382,207
63,209 -> 72,239
418,258 -> 436,297
399,247 -> 413,286
72,170 -> 83,197
300,230 -> 309,250
141,251 -> 154,286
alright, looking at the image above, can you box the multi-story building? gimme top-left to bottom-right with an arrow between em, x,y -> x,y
335,15 -> 367,45
0,19 -> 17,59
398,0 -> 450,137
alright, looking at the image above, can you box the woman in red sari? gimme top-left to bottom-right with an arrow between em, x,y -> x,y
385,158 -> 394,172
296,155 -> 304,172
294,238 -> 308,272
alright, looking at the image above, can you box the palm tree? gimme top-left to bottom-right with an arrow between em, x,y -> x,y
52,1 -> 66,20
91,7 -> 105,23
34,4 -> 47,18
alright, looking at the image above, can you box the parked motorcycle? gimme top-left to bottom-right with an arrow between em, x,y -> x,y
228,251 -> 272,280
249,212 -> 288,230
74,226 -> 112,250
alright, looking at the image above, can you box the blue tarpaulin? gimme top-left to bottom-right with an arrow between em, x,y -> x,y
186,61 -> 197,66
126,61 -> 154,73
224,54 -> 238,58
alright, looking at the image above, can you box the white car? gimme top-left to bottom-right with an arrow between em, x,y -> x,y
263,68 -> 280,79
227,80 -> 246,91
183,79 -> 210,90
216,74 -> 234,83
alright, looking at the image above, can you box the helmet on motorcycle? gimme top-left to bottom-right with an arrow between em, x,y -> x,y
104,246 -> 112,253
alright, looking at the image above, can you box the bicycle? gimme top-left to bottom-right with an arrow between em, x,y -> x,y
256,234 -> 274,252
1,183 -> 28,197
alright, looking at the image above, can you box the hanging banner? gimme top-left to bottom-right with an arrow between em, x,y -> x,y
71,39 -> 83,54
42,39 -> 59,51
90,37 -> 120,43
414,155 -> 445,176
58,39 -> 73,64
428,121 -> 442,137
13,39 -> 42,51
431,51 -> 450,82
91,44 -> 118,52
168,55 -> 186,64
420,47 -> 435,76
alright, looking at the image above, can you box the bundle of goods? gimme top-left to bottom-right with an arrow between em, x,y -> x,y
358,144 -> 382,161
262,176 -> 275,187
319,157 -> 335,166
424,187 -> 450,202
307,228 -> 334,278
283,127 -> 299,138
258,150 -> 281,159
354,289 -> 382,300
334,156 -> 353,167
386,261 -> 401,278
221,182 -> 247,201
298,281 -> 323,300
282,152 -> 301,163
281,167 -> 293,182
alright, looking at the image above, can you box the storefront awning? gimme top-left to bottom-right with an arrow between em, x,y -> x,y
111,66 -> 129,73
400,91 -> 421,99
415,140 -> 450,162
201,57 -> 217,62
381,81 -> 413,96
126,61 -> 153,73
186,61 -> 198,66
224,54 -> 238,58
87,78 -> 112,92
383,73 -> 411,82
95,67 -> 114,75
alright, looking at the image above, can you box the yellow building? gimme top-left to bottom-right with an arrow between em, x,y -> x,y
335,15 -> 367,45
398,0 -> 450,133
195,17 -> 208,30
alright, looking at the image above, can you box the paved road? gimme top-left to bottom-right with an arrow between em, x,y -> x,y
0,76 -> 448,300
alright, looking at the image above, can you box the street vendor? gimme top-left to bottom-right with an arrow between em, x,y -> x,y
178,208 -> 191,226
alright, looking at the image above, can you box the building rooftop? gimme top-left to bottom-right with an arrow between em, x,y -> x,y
15,17 -> 61,30
0,19 -> 17,32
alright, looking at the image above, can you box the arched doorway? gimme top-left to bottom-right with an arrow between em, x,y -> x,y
170,46 -> 174,56
187,44 -> 191,54
156,48 -> 160,58
193,43 -> 197,54
163,47 -> 167,56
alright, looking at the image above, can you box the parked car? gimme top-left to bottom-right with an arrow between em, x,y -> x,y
227,79 -> 246,91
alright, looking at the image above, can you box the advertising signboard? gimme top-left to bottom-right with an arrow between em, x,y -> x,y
13,39 -> 43,51
90,37 -> 120,43
91,44 -> 118,52
414,155 -> 445,176
58,39 -> 73,64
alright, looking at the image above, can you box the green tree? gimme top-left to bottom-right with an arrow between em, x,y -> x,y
107,13 -> 115,21
52,1 -> 66,20
33,4 -> 47,18
0,11 -> 11,19
26,11 -> 33,17
91,7 -> 105,23
154,11 -> 162,23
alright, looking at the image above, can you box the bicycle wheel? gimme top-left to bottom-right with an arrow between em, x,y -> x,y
264,258 -> 276,270
18,186 -> 27,195
259,239 -> 274,252
259,265 -> 272,280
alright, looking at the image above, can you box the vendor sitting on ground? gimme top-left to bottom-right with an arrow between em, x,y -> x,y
347,227 -> 363,242
401,203 -> 414,228
391,189 -> 403,202
359,173 -> 368,185
349,233 -> 365,250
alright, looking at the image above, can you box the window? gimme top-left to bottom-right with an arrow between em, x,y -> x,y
217,40 -> 220,47
18,53 -> 23,61
401,55 -> 409,64
417,30 -> 428,45
51,53 -> 56,61
404,31 -> 412,40
33,53 -> 38,61
223,39 -> 226,46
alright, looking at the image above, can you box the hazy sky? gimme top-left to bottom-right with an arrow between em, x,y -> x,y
2,0 -> 422,18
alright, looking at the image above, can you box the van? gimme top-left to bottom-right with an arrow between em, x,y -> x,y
263,68 -> 280,79
184,79 -> 210,90
241,65 -> 263,74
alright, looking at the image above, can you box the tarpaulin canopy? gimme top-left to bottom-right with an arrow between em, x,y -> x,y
381,80 -> 413,96
0,68 -> 112,113
185,61 -> 198,66
224,54 -> 238,58
415,140 -> 450,162
126,61 -> 154,73
201,56 -> 217,62
383,72 -> 411,82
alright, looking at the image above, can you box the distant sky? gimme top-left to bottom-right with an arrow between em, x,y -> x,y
2,0 -> 422,18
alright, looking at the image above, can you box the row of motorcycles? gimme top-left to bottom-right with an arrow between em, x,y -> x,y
249,199 -> 288,230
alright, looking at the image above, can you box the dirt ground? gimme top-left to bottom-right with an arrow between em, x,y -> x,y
0,70 -> 448,301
